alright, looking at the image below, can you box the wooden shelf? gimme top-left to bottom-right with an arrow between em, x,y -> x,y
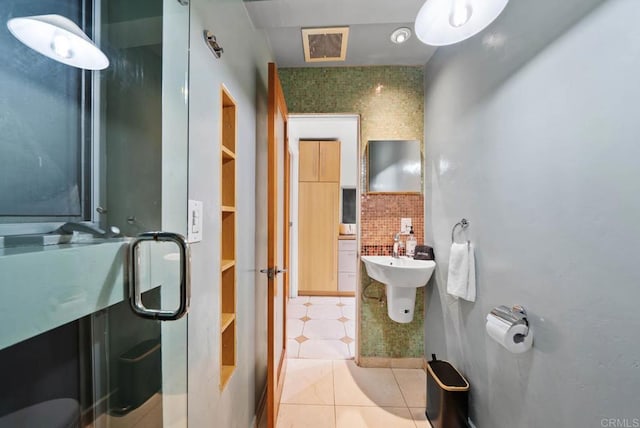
220,365 -> 236,389
220,85 -> 237,391
222,146 -> 236,160
221,313 -> 235,332
221,259 -> 235,272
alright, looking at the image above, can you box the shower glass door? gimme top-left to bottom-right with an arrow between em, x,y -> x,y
0,0 -> 189,426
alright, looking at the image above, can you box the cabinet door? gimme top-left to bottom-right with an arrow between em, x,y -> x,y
298,182 -> 339,292
338,249 -> 357,273
318,140 -> 340,182
338,272 -> 357,292
299,140 -> 319,182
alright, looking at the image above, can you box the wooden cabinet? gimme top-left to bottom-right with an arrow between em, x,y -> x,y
299,141 -> 319,182
220,87 -> 236,390
299,182 -> 339,292
298,140 -> 341,294
299,140 -> 340,182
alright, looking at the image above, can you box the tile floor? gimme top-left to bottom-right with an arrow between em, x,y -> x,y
287,296 -> 356,359
280,296 -> 432,427
276,359 -> 432,428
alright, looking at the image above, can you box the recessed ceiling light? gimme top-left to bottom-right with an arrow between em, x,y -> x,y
390,27 -> 412,44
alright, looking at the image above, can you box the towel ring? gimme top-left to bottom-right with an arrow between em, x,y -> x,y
451,218 -> 469,244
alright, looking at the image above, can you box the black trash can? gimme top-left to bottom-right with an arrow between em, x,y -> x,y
426,354 -> 470,428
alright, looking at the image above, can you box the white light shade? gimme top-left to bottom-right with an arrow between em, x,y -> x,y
7,14 -> 109,70
415,0 -> 509,46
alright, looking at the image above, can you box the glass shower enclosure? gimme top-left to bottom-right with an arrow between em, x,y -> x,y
0,0 -> 190,426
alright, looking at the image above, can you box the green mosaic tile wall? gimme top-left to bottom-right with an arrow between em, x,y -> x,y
361,268 -> 426,358
280,66 -> 425,358
279,66 -> 424,149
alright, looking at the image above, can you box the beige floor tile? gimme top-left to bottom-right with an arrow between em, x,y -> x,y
410,408 -> 433,428
287,319 -> 305,339
281,359 -> 334,405
287,304 -> 308,319
299,339 -> 351,359
344,320 -> 355,338
335,406 -> 416,428
287,339 -> 300,358
393,368 -> 427,408
340,297 -> 355,305
276,404 -> 336,428
333,360 -> 406,407
307,304 -> 342,320
309,296 -> 341,305
289,296 -> 309,304
341,304 -> 356,319
303,319 -> 346,340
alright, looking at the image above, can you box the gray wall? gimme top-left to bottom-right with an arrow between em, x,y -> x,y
423,0 -> 640,427
188,0 -> 272,426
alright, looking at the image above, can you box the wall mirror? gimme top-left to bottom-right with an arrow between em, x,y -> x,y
367,140 -> 422,193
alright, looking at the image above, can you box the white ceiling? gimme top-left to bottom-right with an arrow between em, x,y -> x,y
242,0 -> 438,67
243,0 -> 607,69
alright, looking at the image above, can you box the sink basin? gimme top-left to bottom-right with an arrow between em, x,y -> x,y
361,256 -> 436,323
361,256 -> 435,288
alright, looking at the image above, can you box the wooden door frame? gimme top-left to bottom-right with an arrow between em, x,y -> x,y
266,62 -> 290,428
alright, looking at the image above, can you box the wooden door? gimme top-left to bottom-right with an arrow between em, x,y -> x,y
266,62 -> 289,428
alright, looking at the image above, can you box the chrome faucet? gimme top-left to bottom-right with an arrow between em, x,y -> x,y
392,232 -> 401,258
57,222 -> 121,239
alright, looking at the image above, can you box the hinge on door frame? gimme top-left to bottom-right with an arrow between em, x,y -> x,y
177,0 -> 188,6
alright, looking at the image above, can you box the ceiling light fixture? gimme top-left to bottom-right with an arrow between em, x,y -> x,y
390,27 -> 412,44
414,0 -> 509,46
7,14 -> 109,70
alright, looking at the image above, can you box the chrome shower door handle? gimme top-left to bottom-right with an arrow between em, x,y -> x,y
129,232 -> 191,321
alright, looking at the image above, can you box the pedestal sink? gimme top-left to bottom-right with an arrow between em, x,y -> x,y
361,256 -> 436,323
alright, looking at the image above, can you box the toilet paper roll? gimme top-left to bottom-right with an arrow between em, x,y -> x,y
485,314 -> 533,353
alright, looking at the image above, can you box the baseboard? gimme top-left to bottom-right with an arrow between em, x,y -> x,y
298,291 -> 355,297
358,357 -> 425,369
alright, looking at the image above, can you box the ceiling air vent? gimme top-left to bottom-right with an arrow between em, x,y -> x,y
302,27 -> 349,63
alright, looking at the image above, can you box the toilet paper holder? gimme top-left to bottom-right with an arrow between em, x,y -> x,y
490,305 -> 530,336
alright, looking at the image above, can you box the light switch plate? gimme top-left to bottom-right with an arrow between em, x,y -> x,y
400,218 -> 412,235
188,200 -> 203,243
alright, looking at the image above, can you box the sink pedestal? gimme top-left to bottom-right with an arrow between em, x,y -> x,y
386,284 -> 419,323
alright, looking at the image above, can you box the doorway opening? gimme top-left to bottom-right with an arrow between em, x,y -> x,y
286,114 -> 360,360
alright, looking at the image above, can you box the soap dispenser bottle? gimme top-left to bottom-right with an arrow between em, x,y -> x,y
406,226 -> 417,257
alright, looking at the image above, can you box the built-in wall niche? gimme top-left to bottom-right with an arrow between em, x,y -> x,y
367,140 -> 422,193
219,86 -> 237,390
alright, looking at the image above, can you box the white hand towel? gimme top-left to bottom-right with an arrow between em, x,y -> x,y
466,243 -> 476,302
447,242 -> 476,302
